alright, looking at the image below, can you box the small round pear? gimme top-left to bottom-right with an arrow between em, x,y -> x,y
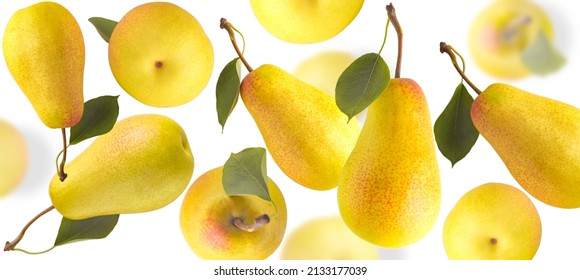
108,2 -> 214,107
443,183 -> 542,260
0,120 -> 28,197
250,0 -> 364,44
180,167 -> 287,260
469,0 -> 554,79
281,216 -> 379,260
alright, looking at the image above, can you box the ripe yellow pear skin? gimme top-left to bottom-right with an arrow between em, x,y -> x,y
3,2 -> 85,128
180,167 -> 287,260
469,0 -> 553,79
49,114 -> 194,220
338,78 -> 441,248
250,0 -> 364,44
240,64 -> 360,191
443,183 -> 542,260
0,120 -> 28,197
281,216 -> 379,260
471,83 -> 580,208
109,2 -> 214,107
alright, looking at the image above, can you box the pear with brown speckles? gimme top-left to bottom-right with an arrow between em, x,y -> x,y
471,83 -> 580,208
338,78 -> 441,248
240,64 -> 360,191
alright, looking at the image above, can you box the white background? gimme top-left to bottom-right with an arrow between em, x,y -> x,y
0,0 -> 578,278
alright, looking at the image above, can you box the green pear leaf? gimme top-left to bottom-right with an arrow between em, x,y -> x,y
54,215 -> 120,247
216,58 -> 242,132
88,17 -> 118,43
336,53 -> 390,121
222,147 -> 270,202
434,83 -> 479,167
520,30 -> 566,75
69,95 -> 120,145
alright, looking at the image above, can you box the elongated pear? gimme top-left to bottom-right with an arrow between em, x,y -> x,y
240,64 -> 360,191
471,83 -> 580,208
49,114 -> 194,220
3,2 -> 84,128
338,78 -> 441,247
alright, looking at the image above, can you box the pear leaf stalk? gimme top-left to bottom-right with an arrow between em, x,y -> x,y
220,18 -> 253,72
58,128 -> 68,181
439,42 -> 482,95
386,3 -> 403,78
4,205 -> 55,252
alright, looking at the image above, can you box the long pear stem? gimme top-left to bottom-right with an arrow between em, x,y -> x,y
386,3 -> 403,78
439,42 -> 482,95
232,214 -> 270,233
58,128 -> 68,182
4,205 -> 55,251
220,18 -> 253,72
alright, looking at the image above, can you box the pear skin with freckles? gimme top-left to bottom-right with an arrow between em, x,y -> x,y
338,78 -> 441,248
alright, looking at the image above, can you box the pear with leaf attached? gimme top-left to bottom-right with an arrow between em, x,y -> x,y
440,42 -> 580,209
218,19 -> 360,191
3,2 -> 84,128
180,166 -> 287,260
240,65 -> 360,191
49,114 -> 194,220
337,4 -> 440,248
338,78 -> 441,247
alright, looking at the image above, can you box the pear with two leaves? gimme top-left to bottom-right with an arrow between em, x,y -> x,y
441,43 -> 580,208
219,20 -> 360,191
49,114 -> 194,220
3,2 -> 85,128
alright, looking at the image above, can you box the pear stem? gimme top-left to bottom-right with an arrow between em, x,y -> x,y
386,3 -> 403,78
58,128 -> 68,182
220,18 -> 253,72
4,205 -> 55,252
232,214 -> 270,233
439,42 -> 482,95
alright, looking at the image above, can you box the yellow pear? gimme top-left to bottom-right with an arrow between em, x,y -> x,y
281,216 -> 379,260
469,0 -> 554,79
250,0 -> 364,44
0,119 -> 28,197
3,2 -> 84,128
240,64 -> 360,191
49,114 -> 194,220
294,51 -> 356,96
443,183 -> 542,260
471,83 -> 580,208
338,78 -> 441,247
108,2 -> 214,107
180,166 -> 287,260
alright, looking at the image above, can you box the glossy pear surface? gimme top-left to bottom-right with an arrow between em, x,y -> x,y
109,2 -> 214,107
443,183 -> 542,260
250,0 -> 364,44
0,119 -> 28,197
180,166 -> 287,260
49,114 -> 194,220
338,78 -> 441,247
471,83 -> 580,208
281,216 -> 379,260
3,2 -> 84,128
240,64 -> 360,191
